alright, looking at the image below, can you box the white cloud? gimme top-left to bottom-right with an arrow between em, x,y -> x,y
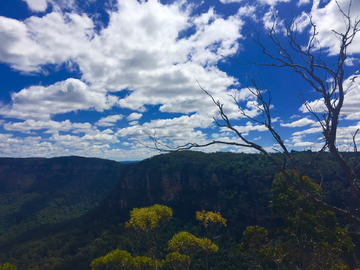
262,7 -> 286,33
115,113 -> 214,149
2,119 -> 96,135
309,0 -> 360,55
4,119 -> 72,133
237,5 -> 257,20
0,79 -> 118,120
271,117 -> 280,122
0,130 -> 155,160
292,12 -> 310,33
22,0 -> 48,12
292,127 -> 322,136
258,0 -> 291,6
220,0 -> 243,3
281,117 -> 317,127
2,0 -> 253,159
127,113 -> 142,121
129,121 -> 139,126
0,12 -> 94,72
4,0 -> 357,159
299,77 -> 360,120
297,0 -> 310,7
96,115 -> 124,127
344,57 -> 359,66
0,0 -> 247,125
336,122 -> 360,145
223,121 -> 268,136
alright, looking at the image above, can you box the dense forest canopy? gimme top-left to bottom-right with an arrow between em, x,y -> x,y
0,152 -> 359,269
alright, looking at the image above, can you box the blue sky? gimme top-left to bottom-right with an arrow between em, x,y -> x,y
0,0 -> 359,161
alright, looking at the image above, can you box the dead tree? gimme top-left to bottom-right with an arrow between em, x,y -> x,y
143,3 -> 360,226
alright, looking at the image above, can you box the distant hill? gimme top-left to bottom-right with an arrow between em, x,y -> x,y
0,156 -> 125,245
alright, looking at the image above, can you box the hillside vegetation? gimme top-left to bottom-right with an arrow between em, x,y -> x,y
0,156 -> 125,245
0,151 -> 359,269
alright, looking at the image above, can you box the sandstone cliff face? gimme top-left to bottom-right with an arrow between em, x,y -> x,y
104,151 -> 275,226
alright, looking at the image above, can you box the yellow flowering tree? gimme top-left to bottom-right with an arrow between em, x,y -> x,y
125,204 -> 173,231
165,252 -> 190,270
168,231 -> 218,270
126,204 -> 172,267
91,205 -> 172,270
0,263 -> 16,270
196,210 -> 227,241
91,205 -> 223,270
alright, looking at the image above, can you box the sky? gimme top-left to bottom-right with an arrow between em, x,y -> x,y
0,0 -> 359,161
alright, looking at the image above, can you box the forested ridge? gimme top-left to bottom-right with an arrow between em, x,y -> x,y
0,157 -> 125,246
0,151 -> 359,269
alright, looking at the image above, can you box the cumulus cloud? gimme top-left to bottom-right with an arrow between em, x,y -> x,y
1,0 -> 358,160
96,115 -> 124,127
309,0 -> 360,55
3,119 -> 96,135
0,0 -> 252,159
222,121 -> 268,136
299,77 -> 360,120
220,0 -> 243,4
115,113 -> 213,148
127,113 -> 142,121
292,127 -> 322,136
0,13 -> 94,72
4,119 -> 72,133
344,57 -> 359,66
336,122 -> 360,145
0,79 -> 118,120
0,0 -> 247,122
297,0 -> 310,7
22,0 -> 48,12
258,0 -> 291,6
281,118 -> 317,127
261,7 -> 286,33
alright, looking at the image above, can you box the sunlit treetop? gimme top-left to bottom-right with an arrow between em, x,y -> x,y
168,231 -> 219,253
270,171 -> 323,216
196,210 -> 227,228
125,204 -> 173,231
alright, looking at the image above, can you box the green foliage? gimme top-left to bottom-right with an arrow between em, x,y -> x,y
90,249 -> 135,269
196,210 -> 227,228
92,205 -> 220,270
166,252 -> 190,263
168,231 -> 218,254
0,156 -> 124,244
125,204 -> 173,231
134,256 -> 165,269
90,249 -> 165,270
239,226 -> 269,251
196,210 -> 227,242
0,263 -> 16,270
1,152 -> 359,269
240,172 -> 355,269
165,252 -> 190,270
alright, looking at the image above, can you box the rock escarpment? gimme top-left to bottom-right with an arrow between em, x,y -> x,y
104,151 -> 275,226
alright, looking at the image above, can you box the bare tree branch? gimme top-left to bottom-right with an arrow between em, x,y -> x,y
143,2 -> 360,226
